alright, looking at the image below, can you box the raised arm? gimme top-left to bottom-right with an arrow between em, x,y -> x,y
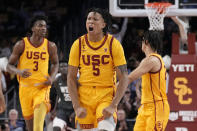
171,16 -> 188,44
119,18 -> 128,38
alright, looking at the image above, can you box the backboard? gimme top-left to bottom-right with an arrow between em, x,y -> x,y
109,0 -> 197,17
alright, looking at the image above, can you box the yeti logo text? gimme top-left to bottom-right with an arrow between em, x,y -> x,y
174,77 -> 192,104
175,127 -> 188,131
172,64 -> 194,72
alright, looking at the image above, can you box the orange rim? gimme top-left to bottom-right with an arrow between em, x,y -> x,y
145,2 -> 172,8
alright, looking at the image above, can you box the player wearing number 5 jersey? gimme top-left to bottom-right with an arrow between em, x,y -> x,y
68,8 -> 128,131
6,15 -> 59,131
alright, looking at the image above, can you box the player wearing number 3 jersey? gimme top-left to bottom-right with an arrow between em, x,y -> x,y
6,15 -> 59,131
68,8 -> 128,131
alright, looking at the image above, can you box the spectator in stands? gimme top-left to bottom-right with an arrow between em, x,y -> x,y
127,56 -> 139,98
118,87 -> 138,119
110,18 -> 128,43
171,16 -> 188,54
162,55 -> 171,93
1,122 -> 10,131
127,56 -> 140,118
135,78 -> 141,110
116,109 -> 132,131
0,57 -> 8,72
8,109 -> 25,131
0,39 -> 11,58
118,88 -> 132,116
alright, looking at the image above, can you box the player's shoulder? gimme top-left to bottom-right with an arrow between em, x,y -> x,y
74,35 -> 86,42
107,33 -> 116,41
14,39 -> 25,49
107,33 -> 113,38
149,54 -> 161,62
48,40 -> 56,48
146,55 -> 161,66
71,35 -> 86,47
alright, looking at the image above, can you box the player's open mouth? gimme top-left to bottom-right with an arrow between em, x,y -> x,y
89,27 -> 93,31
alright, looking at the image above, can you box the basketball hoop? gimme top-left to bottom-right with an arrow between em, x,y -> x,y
145,2 -> 172,31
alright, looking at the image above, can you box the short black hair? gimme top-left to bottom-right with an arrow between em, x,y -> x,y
86,8 -> 112,35
29,15 -> 48,29
143,30 -> 163,52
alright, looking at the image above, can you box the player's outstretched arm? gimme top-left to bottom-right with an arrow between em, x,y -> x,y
128,56 -> 157,84
171,16 -> 188,44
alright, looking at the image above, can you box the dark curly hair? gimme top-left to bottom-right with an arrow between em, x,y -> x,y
143,30 -> 163,53
26,15 -> 48,36
86,8 -> 112,35
29,15 -> 48,29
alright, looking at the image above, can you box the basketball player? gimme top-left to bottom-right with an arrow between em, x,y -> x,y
0,70 -> 6,113
67,8 -> 128,131
128,31 -> 170,131
53,62 -> 75,131
6,15 -> 59,131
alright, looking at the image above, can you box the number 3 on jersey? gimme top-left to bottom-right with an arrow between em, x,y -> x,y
33,61 -> 38,71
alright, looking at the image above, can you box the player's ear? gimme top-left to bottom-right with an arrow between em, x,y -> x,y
31,26 -> 35,32
102,22 -> 106,29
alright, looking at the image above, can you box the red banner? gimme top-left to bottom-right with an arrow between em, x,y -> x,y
166,33 -> 197,131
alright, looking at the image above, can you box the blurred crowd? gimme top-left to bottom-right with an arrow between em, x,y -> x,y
0,0 -> 197,131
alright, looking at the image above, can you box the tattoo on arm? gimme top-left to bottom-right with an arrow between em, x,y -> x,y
117,64 -> 128,73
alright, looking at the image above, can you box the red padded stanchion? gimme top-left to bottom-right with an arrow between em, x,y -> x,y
166,33 -> 197,131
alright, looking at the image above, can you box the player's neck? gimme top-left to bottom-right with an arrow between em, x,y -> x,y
145,49 -> 156,57
88,33 -> 104,42
30,35 -> 44,46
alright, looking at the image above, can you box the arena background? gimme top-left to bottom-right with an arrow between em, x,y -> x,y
0,0 -> 197,130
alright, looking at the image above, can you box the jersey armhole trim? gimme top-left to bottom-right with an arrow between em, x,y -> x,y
109,36 -> 114,60
149,55 -> 162,74
21,38 -> 26,55
47,39 -> 50,54
79,37 -> 81,65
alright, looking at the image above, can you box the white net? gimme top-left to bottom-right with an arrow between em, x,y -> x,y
145,3 -> 171,31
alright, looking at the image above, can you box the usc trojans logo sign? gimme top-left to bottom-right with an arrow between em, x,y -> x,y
174,77 -> 192,105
